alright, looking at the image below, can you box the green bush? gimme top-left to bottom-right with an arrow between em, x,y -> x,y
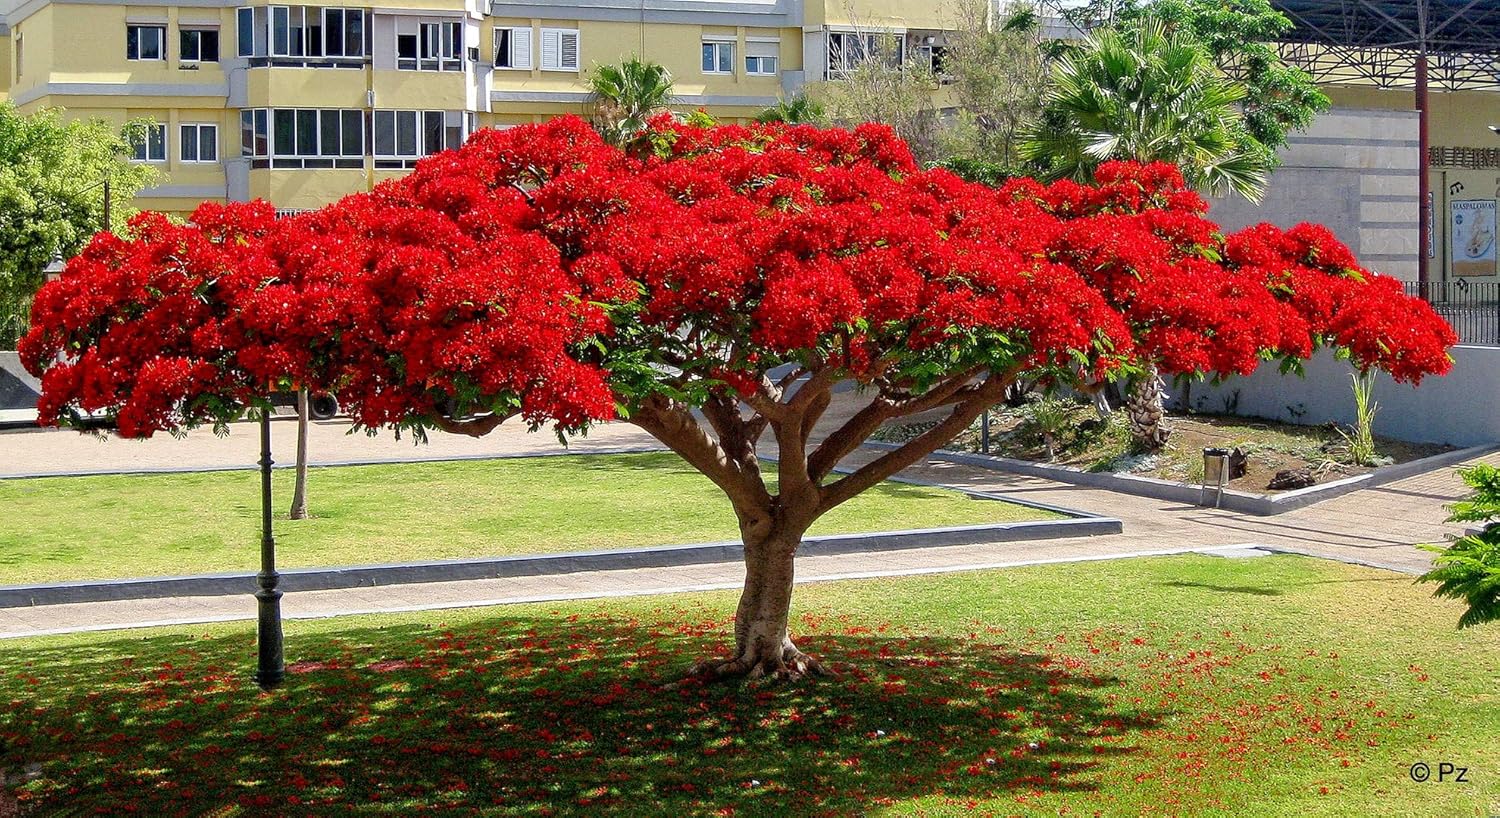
1420,464 -> 1500,628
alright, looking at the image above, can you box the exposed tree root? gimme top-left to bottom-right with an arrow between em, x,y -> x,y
670,644 -> 835,688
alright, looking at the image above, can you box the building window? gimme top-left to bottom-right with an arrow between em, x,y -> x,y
127,25 -> 166,61
494,26 -> 531,69
701,40 -> 733,74
373,110 -> 467,168
397,20 -> 461,71
180,124 -> 219,162
244,108 -> 362,168
539,28 -> 578,72
237,7 -> 260,57
130,123 -> 167,162
322,8 -> 366,58
14,33 -> 20,78
241,109 -> 269,161
915,44 -> 947,76
745,40 -> 778,75
828,31 -> 880,76
245,6 -> 364,63
180,29 -> 220,63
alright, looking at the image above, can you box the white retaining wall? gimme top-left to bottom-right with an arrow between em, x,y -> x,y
1180,345 -> 1500,447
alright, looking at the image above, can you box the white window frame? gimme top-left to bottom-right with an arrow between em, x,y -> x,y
373,109 -> 468,167
131,123 -> 168,163
321,8 -> 367,58
236,7 -> 265,58
493,25 -> 531,70
180,123 -> 219,163
701,38 -> 734,75
241,109 -> 270,159
828,30 -> 885,77
179,27 -> 221,63
745,38 -> 779,76
539,27 -> 579,72
126,24 -> 166,61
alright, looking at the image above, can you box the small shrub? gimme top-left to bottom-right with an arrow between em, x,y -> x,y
1017,396 -> 1081,461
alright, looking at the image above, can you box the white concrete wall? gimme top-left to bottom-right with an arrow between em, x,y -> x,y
1205,107 -> 1421,282
1178,345 -> 1500,447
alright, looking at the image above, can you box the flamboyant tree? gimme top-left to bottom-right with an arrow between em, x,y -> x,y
22,116 -> 1456,680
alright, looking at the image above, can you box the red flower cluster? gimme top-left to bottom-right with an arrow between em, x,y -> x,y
1004,161 -> 1456,382
20,118 -> 1455,438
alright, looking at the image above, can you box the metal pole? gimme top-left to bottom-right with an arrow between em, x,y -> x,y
255,407 -> 285,690
102,178 -> 112,233
1415,14 -> 1431,289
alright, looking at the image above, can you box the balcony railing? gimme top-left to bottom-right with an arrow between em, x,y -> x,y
1406,280 -> 1500,346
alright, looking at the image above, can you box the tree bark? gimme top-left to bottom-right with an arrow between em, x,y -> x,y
691,522 -> 828,681
289,389 -> 310,520
1126,362 -> 1170,450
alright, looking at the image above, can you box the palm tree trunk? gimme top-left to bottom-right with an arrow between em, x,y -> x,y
1126,362 -> 1170,450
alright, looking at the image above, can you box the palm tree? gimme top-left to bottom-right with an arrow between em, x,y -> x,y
1021,20 -> 1272,450
1020,21 -> 1270,202
588,58 -> 675,145
754,94 -> 826,125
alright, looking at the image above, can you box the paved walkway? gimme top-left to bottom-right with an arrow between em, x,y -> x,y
0,416 -> 664,478
1,416 -> 1487,639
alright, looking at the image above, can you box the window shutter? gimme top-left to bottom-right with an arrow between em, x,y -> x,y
540,29 -> 559,68
747,41 -> 777,58
512,27 -> 531,69
560,30 -> 578,69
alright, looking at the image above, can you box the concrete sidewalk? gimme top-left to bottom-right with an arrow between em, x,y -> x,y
0,417 -> 663,478
2,445 -> 1484,640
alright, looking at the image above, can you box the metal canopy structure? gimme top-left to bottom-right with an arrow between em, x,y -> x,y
1266,1 -> 1500,284
1272,0 -> 1500,90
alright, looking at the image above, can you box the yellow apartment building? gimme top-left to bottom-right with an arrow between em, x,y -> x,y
0,0 -> 957,215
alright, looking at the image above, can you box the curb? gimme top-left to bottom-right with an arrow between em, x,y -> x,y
862,440 -> 1500,516
0,514 -> 1121,608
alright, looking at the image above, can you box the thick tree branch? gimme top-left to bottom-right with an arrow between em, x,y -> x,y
816,373 -> 1014,514
631,395 -> 771,513
805,365 -> 984,482
428,411 -> 514,437
785,367 -> 839,414
805,396 -> 898,483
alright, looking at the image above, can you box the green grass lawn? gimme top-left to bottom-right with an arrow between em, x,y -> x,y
2,554 -> 1496,816
0,453 -> 1058,585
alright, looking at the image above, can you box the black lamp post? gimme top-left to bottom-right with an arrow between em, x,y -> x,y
255,407 -> 285,690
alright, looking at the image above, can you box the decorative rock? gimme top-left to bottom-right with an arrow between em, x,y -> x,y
1267,468 -> 1316,490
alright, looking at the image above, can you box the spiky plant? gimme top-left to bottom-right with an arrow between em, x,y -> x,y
754,94 -> 827,125
588,58 -> 675,145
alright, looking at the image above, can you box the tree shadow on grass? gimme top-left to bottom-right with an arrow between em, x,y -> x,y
1160,580 -> 1283,597
0,612 -> 1162,816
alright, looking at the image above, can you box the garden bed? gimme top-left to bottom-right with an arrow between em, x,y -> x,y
875,404 -> 1453,494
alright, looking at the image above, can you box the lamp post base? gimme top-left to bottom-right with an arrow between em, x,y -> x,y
255,572 -> 284,690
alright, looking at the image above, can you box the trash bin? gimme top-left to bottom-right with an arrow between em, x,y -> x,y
1202,447 -> 1231,508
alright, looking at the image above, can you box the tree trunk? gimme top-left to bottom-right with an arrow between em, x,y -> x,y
690,523 -> 828,681
289,389 -> 310,520
1126,362 -> 1170,450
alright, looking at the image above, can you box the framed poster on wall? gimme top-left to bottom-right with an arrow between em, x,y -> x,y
1450,198 -> 1497,277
